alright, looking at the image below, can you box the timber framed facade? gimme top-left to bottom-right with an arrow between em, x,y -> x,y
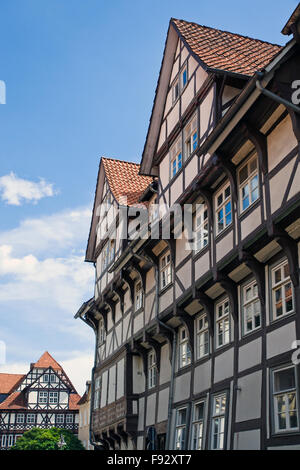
0,352 -> 81,449
76,5 -> 300,450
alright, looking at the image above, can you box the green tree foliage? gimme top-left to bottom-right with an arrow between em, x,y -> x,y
11,427 -> 85,450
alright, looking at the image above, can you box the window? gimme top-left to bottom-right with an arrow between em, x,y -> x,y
43,374 -> 49,383
196,314 -> 209,359
175,408 -> 187,450
170,137 -> 182,178
216,299 -> 230,348
27,414 -> 35,424
272,260 -> 294,319
160,252 -> 172,289
272,366 -> 298,433
94,376 -> 102,409
7,435 -> 14,447
49,392 -> 58,404
135,280 -> 144,312
108,239 -> 115,264
66,414 -> 74,424
102,242 -> 109,272
38,391 -> 48,404
149,198 -> 159,223
16,414 -> 25,424
99,317 -> 106,344
184,114 -> 198,159
211,393 -> 227,450
215,183 -> 232,235
56,414 -> 64,424
239,156 -> 259,212
181,66 -> 188,89
148,350 -> 157,389
191,401 -> 205,450
179,327 -> 191,368
172,78 -> 179,103
194,203 -> 208,252
1,435 -> 7,448
242,280 -> 261,335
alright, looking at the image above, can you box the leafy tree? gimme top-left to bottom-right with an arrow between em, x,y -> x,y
11,427 -> 85,450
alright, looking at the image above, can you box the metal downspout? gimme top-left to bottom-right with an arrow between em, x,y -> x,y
256,76 -> 300,114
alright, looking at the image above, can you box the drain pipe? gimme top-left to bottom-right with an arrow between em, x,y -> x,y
77,310 -> 105,451
256,74 -> 300,114
131,250 -> 176,451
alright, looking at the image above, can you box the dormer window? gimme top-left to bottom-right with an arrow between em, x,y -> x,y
184,114 -> 198,159
181,66 -> 187,89
170,137 -> 182,178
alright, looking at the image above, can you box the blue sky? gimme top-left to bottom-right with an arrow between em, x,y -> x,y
0,0 -> 297,393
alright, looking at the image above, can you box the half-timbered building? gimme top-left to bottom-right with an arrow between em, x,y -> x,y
76,5 -> 300,450
0,352 -> 81,449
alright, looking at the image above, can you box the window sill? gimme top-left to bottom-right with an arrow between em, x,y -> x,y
215,223 -> 233,243
238,198 -> 261,221
159,283 -> 173,296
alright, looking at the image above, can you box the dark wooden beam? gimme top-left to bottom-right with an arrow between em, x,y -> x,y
241,122 -> 268,174
239,250 -> 266,306
144,332 -> 161,372
194,289 -> 215,335
177,308 -> 194,357
268,223 -> 299,287
214,271 -> 238,321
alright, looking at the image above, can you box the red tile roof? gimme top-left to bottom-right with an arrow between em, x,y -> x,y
172,19 -> 283,76
102,157 -> 153,206
0,373 -> 25,394
69,393 -> 82,410
33,351 -> 62,371
0,391 -> 26,410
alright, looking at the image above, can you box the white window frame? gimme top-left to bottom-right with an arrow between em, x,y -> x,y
238,155 -> 259,213
215,182 -> 232,235
38,391 -> 48,404
66,414 -> 74,424
271,259 -> 294,320
210,393 -> 227,450
94,375 -> 102,409
99,317 -> 106,345
193,202 -> 209,253
272,365 -> 299,433
27,413 -> 35,424
242,279 -> 261,335
1,434 -> 7,448
184,113 -> 198,159
16,413 -> 25,424
172,78 -> 180,103
7,435 -> 14,447
148,350 -> 157,390
49,391 -> 58,404
134,280 -> 144,312
174,407 -> 187,450
43,374 -> 49,383
56,414 -> 64,424
191,400 -> 206,450
160,251 -> 172,290
50,373 -> 56,383
215,299 -> 230,349
170,136 -> 183,179
179,326 -> 191,369
196,314 -> 209,359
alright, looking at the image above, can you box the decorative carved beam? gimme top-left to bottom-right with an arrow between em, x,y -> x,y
239,250 -> 266,306
268,223 -> 299,287
109,428 -> 121,448
143,246 -> 159,266
117,424 -> 128,447
214,271 -> 238,321
144,332 -> 161,372
130,340 -> 148,376
241,122 -> 268,174
177,308 -> 194,357
112,286 -> 125,314
191,182 -> 214,224
156,321 -> 174,362
121,269 -> 135,304
194,289 -> 215,335
105,297 -> 117,324
131,258 -> 147,292
102,431 -> 114,450
215,152 -> 238,201
98,306 -> 108,331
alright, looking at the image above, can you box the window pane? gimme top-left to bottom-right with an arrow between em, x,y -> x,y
239,165 -> 248,184
274,368 -> 295,393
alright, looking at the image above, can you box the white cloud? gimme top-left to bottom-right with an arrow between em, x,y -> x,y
0,172 -> 57,205
0,206 -> 92,257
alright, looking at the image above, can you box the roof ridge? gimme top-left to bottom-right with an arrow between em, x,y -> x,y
101,156 -> 140,166
171,18 -> 283,48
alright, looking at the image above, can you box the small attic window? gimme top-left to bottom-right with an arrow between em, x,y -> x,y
181,67 -> 187,88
